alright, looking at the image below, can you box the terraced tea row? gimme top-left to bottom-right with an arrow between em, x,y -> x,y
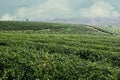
95,25 -> 120,35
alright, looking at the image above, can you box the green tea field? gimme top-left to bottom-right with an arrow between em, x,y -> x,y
0,21 -> 120,80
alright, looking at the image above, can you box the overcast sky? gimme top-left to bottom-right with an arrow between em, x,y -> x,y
0,0 -> 120,20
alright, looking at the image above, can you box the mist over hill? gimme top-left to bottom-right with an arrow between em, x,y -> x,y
43,17 -> 120,26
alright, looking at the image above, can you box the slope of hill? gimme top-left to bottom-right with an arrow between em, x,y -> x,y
0,21 -> 107,35
0,21 -> 120,80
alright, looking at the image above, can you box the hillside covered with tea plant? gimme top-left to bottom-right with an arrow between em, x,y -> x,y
0,21 -> 120,80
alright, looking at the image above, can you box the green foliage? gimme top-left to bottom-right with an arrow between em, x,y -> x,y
0,21 -> 107,35
0,21 -> 120,80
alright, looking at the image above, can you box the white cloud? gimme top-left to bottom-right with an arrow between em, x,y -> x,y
0,0 -> 120,20
0,14 -> 16,21
0,0 -> 73,20
13,0 -> 72,20
80,1 -> 120,18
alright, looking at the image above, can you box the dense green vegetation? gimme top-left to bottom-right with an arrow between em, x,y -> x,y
0,21 -> 120,80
